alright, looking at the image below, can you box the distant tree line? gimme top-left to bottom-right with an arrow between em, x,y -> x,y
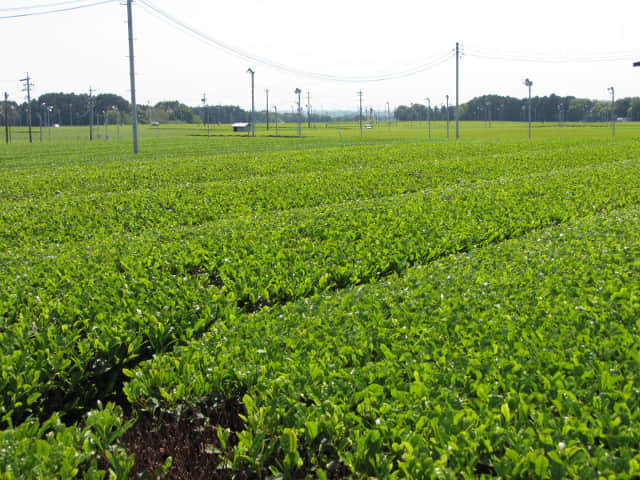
4,91 -> 640,128
1,93 -> 130,127
193,105 -> 332,125
0,92 -> 333,127
394,94 -> 640,122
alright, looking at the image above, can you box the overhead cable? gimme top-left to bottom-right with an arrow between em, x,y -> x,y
0,0 -> 117,19
464,45 -> 638,64
137,0 -> 453,83
0,0 -> 102,12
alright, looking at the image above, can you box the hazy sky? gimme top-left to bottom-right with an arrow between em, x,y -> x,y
2,0 -> 640,112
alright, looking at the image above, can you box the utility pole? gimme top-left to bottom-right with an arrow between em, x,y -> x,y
20,73 -> 33,143
127,0 -> 139,154
425,97 -> 431,139
608,86 -> 615,137
455,42 -> 460,140
307,90 -> 311,128
358,90 -> 363,137
295,88 -> 302,137
265,89 -> 269,131
4,93 -> 9,144
104,110 -> 109,140
89,87 -> 94,140
69,103 -> 73,126
247,68 -> 255,137
524,78 -> 533,139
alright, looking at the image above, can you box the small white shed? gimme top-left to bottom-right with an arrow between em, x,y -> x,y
232,122 -> 251,132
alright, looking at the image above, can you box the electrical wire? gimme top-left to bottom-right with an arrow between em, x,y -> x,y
0,0 -> 103,12
0,0 -> 118,19
464,45 -> 638,64
136,0 -> 453,83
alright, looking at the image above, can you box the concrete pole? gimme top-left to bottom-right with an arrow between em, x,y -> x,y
247,69 -> 255,137
446,95 -> 450,139
608,86 -> 615,137
4,93 -> 9,144
127,0 -> 139,154
425,97 -> 431,139
455,42 -> 460,139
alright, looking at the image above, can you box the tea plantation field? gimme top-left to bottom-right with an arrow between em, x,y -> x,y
2,123 -> 640,478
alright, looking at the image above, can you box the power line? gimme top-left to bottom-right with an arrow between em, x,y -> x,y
136,0 -> 453,83
0,0 -> 117,19
0,0 -> 105,12
464,45 -> 638,64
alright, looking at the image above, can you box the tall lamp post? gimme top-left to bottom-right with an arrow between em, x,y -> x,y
608,86 -> 615,137
47,105 -> 53,142
635,62 -> 640,121
445,95 -> 449,139
112,106 -> 120,140
386,101 -> 391,130
295,88 -> 302,138
425,97 -> 431,139
103,110 -> 109,140
247,68 -> 255,137
524,78 -> 533,139
40,102 -> 46,142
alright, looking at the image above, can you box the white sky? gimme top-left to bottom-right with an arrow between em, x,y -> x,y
2,0 -> 640,112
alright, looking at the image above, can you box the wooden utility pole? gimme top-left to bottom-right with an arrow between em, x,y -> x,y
307,90 -> 311,128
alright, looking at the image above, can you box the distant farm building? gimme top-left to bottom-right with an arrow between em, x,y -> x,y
232,122 -> 251,132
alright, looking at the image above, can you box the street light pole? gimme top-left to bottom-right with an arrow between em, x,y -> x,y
295,88 -> 302,138
386,102 -> 391,130
274,105 -> 278,137
446,95 -> 450,139
608,86 -> 615,137
265,89 -> 269,131
113,106 -> 120,140
3,92 -> 9,144
425,97 -> 431,139
40,102 -> 45,142
524,78 -> 533,139
247,68 -> 255,137
48,106 -> 53,141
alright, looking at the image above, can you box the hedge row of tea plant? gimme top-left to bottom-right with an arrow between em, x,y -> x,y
2,134 -> 640,477
126,205 -> 640,478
